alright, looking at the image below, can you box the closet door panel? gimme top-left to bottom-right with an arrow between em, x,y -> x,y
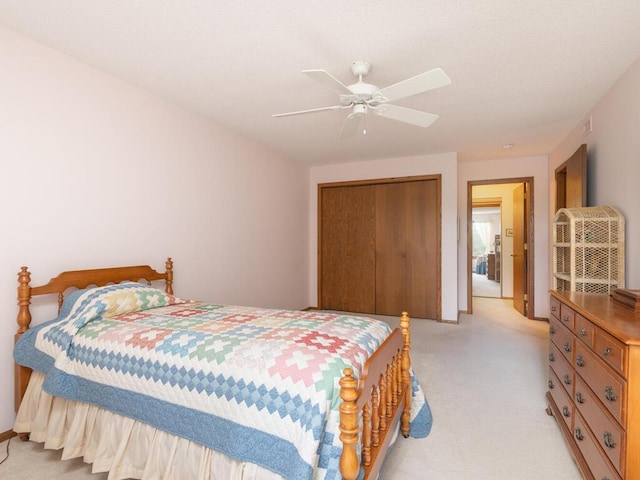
375,183 -> 406,316
320,185 -> 376,313
405,180 -> 438,319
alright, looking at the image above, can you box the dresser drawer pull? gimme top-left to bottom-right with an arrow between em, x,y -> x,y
549,326 -> 556,334
604,386 -> 616,402
548,380 -> 554,389
603,347 -> 612,357
551,305 -> 557,312
564,342 -> 571,352
576,355 -> 584,367
580,328 -> 587,336
549,352 -> 555,361
563,374 -> 571,385
562,406 -> 570,417
575,428 -> 584,441
575,392 -> 584,404
603,432 -> 616,449
563,314 -> 570,322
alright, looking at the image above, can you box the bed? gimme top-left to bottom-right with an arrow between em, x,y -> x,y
13,258 -> 431,479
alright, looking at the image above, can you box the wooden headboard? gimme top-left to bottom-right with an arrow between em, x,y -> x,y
14,257 -> 174,411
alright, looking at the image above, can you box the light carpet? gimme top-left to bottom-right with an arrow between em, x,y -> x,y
0,298 -> 581,479
472,272 -> 501,298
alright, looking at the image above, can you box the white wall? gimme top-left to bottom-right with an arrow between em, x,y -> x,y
0,28 -> 309,432
458,156 -> 550,317
309,152 -> 459,322
550,55 -> 640,288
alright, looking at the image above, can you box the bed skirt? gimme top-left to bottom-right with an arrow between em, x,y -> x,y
14,371 -> 283,480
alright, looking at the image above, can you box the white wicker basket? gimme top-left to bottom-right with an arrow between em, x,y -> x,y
553,206 -> 625,294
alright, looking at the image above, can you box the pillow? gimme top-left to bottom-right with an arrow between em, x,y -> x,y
58,287 -> 93,319
65,281 -> 188,328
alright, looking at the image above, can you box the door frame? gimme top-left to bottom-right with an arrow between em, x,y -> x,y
318,174 -> 442,321
466,177 -> 535,319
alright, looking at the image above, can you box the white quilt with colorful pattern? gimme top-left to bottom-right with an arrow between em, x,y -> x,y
14,282 -> 431,479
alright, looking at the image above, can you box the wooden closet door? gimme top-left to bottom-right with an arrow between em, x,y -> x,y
375,183 -> 406,316
376,180 -> 438,319
320,185 -> 376,313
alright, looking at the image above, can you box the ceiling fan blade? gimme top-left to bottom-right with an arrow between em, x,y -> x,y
377,68 -> 451,102
375,104 -> 439,127
303,69 -> 353,95
272,105 -> 345,117
338,113 -> 364,139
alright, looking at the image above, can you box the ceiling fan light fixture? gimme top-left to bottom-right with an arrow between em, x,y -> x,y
353,104 -> 367,115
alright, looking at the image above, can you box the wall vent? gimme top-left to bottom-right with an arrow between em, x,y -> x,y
582,116 -> 592,136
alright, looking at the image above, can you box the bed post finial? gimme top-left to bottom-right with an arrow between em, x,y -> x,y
400,311 -> 412,438
16,267 -> 33,413
339,368 -> 359,480
17,267 -> 32,335
165,257 -> 174,295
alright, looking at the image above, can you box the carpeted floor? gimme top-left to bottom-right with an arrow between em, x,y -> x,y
0,298 -> 581,479
472,272 -> 501,298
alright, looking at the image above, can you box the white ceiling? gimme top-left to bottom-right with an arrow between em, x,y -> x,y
2,1 -> 640,165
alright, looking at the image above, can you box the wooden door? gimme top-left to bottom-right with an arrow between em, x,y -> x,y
512,183 -> 527,316
556,144 -> 587,211
376,180 -> 439,319
375,183 -> 405,316
320,185 -> 376,313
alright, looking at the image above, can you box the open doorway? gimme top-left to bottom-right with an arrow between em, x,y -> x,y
467,178 -> 535,318
472,203 -> 501,298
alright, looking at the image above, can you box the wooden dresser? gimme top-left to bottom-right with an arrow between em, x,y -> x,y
547,291 -> 640,480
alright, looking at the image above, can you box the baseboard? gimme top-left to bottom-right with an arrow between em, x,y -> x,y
0,430 -> 16,443
301,306 -> 319,311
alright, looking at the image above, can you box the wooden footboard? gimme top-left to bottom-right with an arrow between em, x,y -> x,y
339,312 -> 412,480
14,258 -> 174,412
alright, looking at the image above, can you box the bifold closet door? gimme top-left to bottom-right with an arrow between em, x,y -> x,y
320,185 -> 376,313
375,180 -> 438,319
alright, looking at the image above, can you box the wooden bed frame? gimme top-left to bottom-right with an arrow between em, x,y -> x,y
14,258 -> 412,480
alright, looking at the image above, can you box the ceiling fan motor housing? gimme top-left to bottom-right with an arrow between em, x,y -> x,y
340,82 -> 379,105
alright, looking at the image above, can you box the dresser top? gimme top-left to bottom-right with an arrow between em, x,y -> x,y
551,291 -> 640,345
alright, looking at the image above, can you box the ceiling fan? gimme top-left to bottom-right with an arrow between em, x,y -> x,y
273,60 -> 451,138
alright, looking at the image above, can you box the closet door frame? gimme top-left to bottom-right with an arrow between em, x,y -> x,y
318,174 -> 442,321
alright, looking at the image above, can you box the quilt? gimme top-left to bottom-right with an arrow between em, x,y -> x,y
14,282 -> 431,479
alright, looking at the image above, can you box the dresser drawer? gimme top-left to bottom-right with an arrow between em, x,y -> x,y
575,376 -> 625,475
548,367 -> 574,431
550,296 -> 561,321
573,410 -> 622,480
559,302 -> 576,330
574,313 -> 595,348
549,342 -> 574,397
574,342 -> 626,425
550,316 -> 574,363
594,329 -> 626,377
